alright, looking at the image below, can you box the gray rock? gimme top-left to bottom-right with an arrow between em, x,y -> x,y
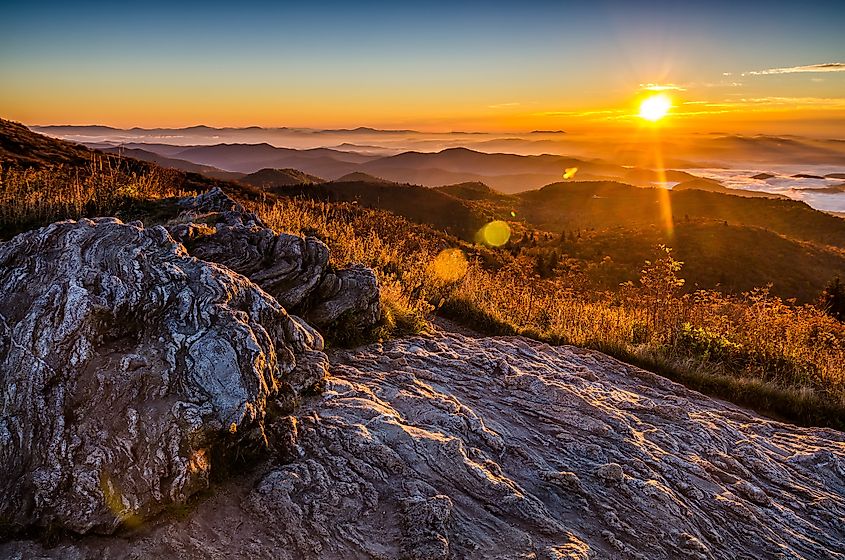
168,189 -> 380,333
303,264 -> 380,332
0,217 -> 328,535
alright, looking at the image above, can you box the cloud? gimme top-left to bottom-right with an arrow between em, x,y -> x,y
737,96 -> 845,106
487,102 -> 521,109
639,83 -> 685,91
533,109 -> 620,118
742,62 -> 845,76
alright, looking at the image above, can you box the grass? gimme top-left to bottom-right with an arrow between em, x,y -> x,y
527,221 -> 845,303
0,159 -> 193,239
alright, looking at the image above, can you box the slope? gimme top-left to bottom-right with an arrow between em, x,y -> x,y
269,180 -> 487,240
516,181 -> 845,248
240,167 -> 325,188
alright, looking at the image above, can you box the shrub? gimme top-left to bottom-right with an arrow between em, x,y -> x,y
819,276 -> 845,321
676,323 -> 745,367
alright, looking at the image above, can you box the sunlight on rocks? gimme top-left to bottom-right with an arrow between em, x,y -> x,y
99,472 -> 141,528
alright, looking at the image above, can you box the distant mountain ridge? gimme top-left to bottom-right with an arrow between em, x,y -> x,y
79,140 -> 704,192
239,168 -> 325,188
32,125 -> 845,172
98,146 -> 242,180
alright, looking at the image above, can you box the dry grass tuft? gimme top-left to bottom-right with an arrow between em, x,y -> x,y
0,158 -> 192,238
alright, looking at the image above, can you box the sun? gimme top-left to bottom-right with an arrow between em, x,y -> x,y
639,94 -> 672,122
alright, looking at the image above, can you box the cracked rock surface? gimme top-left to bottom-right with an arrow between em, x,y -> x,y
6,329 -> 843,558
0,217 -> 328,535
168,187 -> 380,331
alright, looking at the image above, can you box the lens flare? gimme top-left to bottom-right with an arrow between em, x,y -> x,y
429,248 -> 468,283
478,220 -> 511,247
563,167 -> 578,179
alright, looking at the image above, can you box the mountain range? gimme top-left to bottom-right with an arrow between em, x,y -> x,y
33,124 -> 845,168
63,139 -> 764,194
5,119 -> 844,302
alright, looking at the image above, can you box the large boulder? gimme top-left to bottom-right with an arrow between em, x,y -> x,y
301,264 -> 380,331
0,217 -> 328,535
169,188 -> 380,333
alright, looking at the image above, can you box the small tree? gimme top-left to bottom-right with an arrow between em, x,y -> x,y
819,276 -> 845,321
640,245 -> 685,336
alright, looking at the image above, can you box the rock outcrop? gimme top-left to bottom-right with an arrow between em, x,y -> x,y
168,187 -> 380,332
6,328 -> 844,559
0,217 -> 328,535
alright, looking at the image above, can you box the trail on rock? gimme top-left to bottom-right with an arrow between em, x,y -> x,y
7,330 -> 843,559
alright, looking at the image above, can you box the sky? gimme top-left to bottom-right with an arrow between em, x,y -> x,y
2,0 -> 844,135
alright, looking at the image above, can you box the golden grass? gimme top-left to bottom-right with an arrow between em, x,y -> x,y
0,158 -> 190,237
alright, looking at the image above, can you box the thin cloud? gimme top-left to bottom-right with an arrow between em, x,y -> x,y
737,96 -> 845,106
534,109 -> 620,118
488,102 -> 521,109
742,62 -> 845,76
639,83 -> 686,91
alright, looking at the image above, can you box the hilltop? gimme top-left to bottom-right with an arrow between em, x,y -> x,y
434,181 -> 512,201
1,119 -> 94,168
333,171 -> 395,184
672,177 -> 791,199
240,167 -> 325,188
268,179 -> 487,240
